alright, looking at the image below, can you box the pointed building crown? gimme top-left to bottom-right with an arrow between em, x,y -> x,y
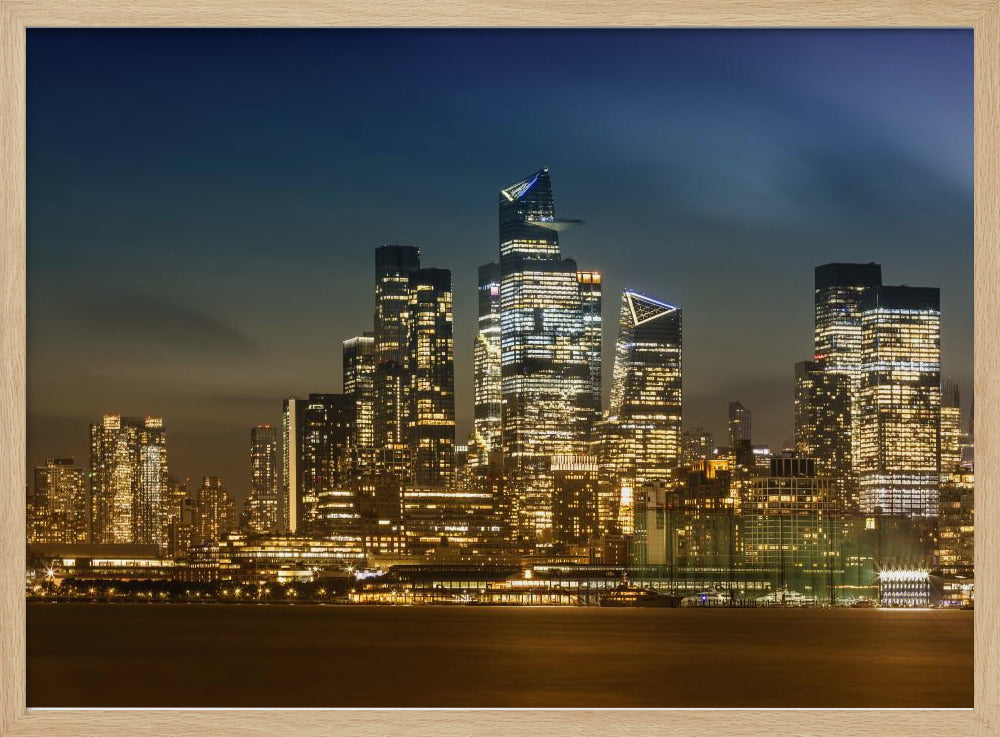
625,290 -> 678,326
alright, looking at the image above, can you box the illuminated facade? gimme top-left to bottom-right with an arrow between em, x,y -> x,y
577,270 -> 603,429
243,424 -> 280,533
401,485 -> 499,554
607,290 -> 683,488
498,166 -> 592,541
794,361 -> 854,510
195,476 -> 236,546
940,377 -> 962,477
936,471 -> 974,579
812,262 -> 883,493
473,262 -> 502,465
89,415 -> 168,549
407,267 -> 455,487
32,457 -> 89,544
551,455 -> 601,546
857,286 -> 941,517
343,332 -> 376,472
681,428 -> 715,465
282,394 -> 355,533
374,245 -> 421,485
741,457 -> 839,598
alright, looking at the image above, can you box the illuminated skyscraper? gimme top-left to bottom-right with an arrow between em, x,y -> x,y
343,332 -> 376,471
282,394 -> 355,533
243,424 -> 279,533
32,457 -> 88,544
498,166 -> 591,541
89,414 -> 167,548
606,290 -> 682,494
794,360 -> 854,509
940,377 -> 962,477
195,476 -> 236,545
578,270 -> 603,428
407,267 -> 455,487
374,245 -> 421,483
551,455 -> 601,546
473,262 -> 502,464
857,285 -> 941,517
727,401 -> 752,449
813,262 -> 883,488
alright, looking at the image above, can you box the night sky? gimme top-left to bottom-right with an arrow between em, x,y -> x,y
26,29 -> 973,502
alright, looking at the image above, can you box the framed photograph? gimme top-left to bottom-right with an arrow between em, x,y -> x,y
1,1 -> 997,735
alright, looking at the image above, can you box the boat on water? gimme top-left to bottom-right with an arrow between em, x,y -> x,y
599,584 -> 683,608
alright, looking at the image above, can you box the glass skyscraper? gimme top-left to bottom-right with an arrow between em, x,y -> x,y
607,290 -> 683,488
794,360 -> 854,510
473,262 -> 502,464
857,285 -> 941,517
343,332 -> 376,472
498,167 -> 593,541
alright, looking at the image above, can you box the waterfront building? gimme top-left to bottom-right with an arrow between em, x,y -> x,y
282,394 -> 356,533
936,470 -> 974,579
194,476 -> 236,546
89,414 -> 168,549
473,262 -> 502,465
498,166 -> 592,541
741,457 -> 839,599
401,485 -> 500,555
343,332 -> 376,472
243,424 -> 280,534
31,457 -> 89,544
857,286 -> 941,517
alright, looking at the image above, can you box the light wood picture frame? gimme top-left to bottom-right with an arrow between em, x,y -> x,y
1,1 -> 997,734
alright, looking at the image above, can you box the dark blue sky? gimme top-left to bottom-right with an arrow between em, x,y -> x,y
26,29 -> 973,499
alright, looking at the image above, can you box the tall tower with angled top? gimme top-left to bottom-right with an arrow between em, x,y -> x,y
498,166 -> 595,542
606,290 -> 683,487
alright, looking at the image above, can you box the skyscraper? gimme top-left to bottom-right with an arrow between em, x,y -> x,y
727,401 -> 752,449
857,285 -> 941,517
373,245 -> 421,484
89,414 -> 167,548
578,270 -> 603,429
812,262 -> 884,492
32,457 -> 89,544
343,332 -> 376,471
473,262 -> 502,464
195,476 -> 236,545
282,394 -> 356,533
407,267 -> 455,487
607,290 -> 683,488
243,424 -> 279,533
794,361 -> 854,509
940,377 -> 962,477
498,166 -> 592,541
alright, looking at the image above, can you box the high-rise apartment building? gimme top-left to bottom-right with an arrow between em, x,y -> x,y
577,270 -> 603,429
195,476 -> 236,545
498,166 -> 593,541
374,245 -> 421,483
857,286 -> 941,517
89,414 -> 168,548
407,267 -> 455,487
473,262 -> 502,464
940,377 -> 962,477
243,424 -> 279,533
551,455 -> 601,546
282,394 -> 355,533
607,290 -> 683,488
343,332 -> 376,472
32,457 -> 89,544
794,361 -> 854,509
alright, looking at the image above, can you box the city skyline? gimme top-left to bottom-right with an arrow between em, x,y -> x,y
26,29 -> 973,499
